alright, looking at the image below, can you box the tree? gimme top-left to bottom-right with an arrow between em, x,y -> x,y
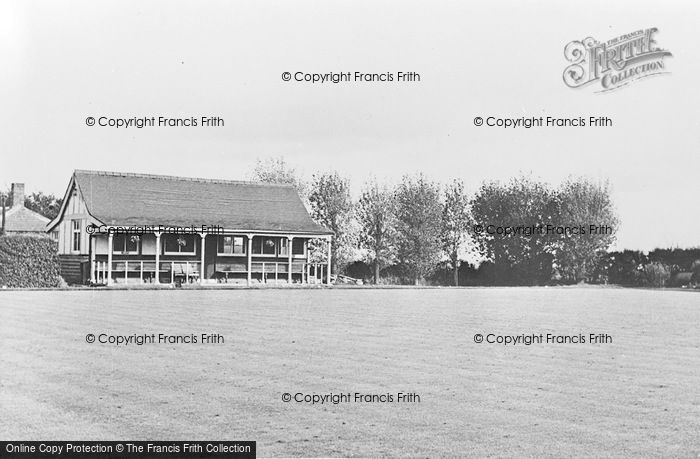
441,179 -> 471,286
605,250 -> 647,286
470,176 -> 558,285
394,174 -> 442,284
642,262 -> 671,288
555,177 -> 618,283
0,188 -> 10,208
308,171 -> 354,274
25,192 -> 63,220
356,179 -> 397,284
250,156 -> 308,202
691,260 -> 700,284
0,188 -> 63,220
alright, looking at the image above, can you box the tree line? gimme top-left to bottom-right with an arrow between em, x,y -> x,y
593,248 -> 700,288
6,161 -> 696,287
250,157 -> 623,286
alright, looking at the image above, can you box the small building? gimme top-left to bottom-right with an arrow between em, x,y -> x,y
2,183 -> 50,234
47,170 -> 333,286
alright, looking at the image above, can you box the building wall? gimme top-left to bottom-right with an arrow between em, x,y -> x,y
58,254 -> 89,285
56,182 -> 99,256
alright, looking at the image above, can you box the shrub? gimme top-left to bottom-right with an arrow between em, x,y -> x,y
603,250 -> 648,286
427,261 -> 480,286
0,234 -> 63,288
379,264 -> 413,285
692,260 -> 700,276
642,262 -> 671,288
345,261 -> 372,283
377,275 -> 405,286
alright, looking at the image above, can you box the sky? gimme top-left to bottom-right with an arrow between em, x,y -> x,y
1,0 -> 698,251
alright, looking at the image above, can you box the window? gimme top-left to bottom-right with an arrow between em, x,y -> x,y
252,237 -> 262,254
221,236 -> 234,254
163,234 -> 196,254
251,236 -> 282,256
113,234 -> 140,254
219,236 -> 245,255
292,238 -> 305,256
126,236 -> 139,253
71,220 -> 81,252
262,237 -> 276,255
233,236 -> 245,254
279,238 -> 289,256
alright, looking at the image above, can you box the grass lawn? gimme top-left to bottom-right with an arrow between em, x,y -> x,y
1,288 -> 699,457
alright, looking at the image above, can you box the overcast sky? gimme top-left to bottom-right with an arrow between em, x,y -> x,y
1,0 -> 698,251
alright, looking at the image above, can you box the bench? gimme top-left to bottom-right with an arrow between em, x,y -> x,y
250,261 -> 307,273
172,262 -> 200,283
110,261 -> 169,273
113,262 -> 144,272
215,261 -> 308,282
215,262 -> 247,282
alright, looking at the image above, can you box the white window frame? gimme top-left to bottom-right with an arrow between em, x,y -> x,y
112,234 -> 141,255
279,238 -> 289,257
162,234 -> 196,255
292,238 -> 307,258
218,235 -> 246,256
251,236 -> 285,258
71,220 -> 81,252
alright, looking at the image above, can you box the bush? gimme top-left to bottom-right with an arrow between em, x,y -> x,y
378,264 -> 413,285
427,261 -> 480,286
602,250 -> 648,286
692,260 -> 700,277
642,262 -> 671,288
345,261 -> 372,283
0,234 -> 63,288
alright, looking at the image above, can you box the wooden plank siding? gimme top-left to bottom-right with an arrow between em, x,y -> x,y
58,254 -> 89,285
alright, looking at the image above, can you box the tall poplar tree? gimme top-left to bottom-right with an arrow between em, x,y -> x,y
395,174 -> 442,284
441,179 -> 471,286
357,179 -> 397,283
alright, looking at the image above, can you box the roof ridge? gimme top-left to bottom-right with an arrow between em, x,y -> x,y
5,205 -> 51,222
5,205 -> 50,222
73,169 -> 297,188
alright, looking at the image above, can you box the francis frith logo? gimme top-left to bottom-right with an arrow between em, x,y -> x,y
563,28 -> 672,92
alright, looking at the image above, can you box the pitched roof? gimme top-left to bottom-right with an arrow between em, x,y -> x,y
63,170 -> 331,235
3,205 -> 49,233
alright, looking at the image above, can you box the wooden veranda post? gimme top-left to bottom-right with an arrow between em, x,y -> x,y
89,234 -> 96,284
107,233 -> 113,286
154,232 -> 161,284
247,234 -> 253,286
326,235 -> 332,285
287,236 -> 293,284
199,233 -> 206,284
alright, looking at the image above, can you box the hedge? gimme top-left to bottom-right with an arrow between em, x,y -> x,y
0,234 -> 64,288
